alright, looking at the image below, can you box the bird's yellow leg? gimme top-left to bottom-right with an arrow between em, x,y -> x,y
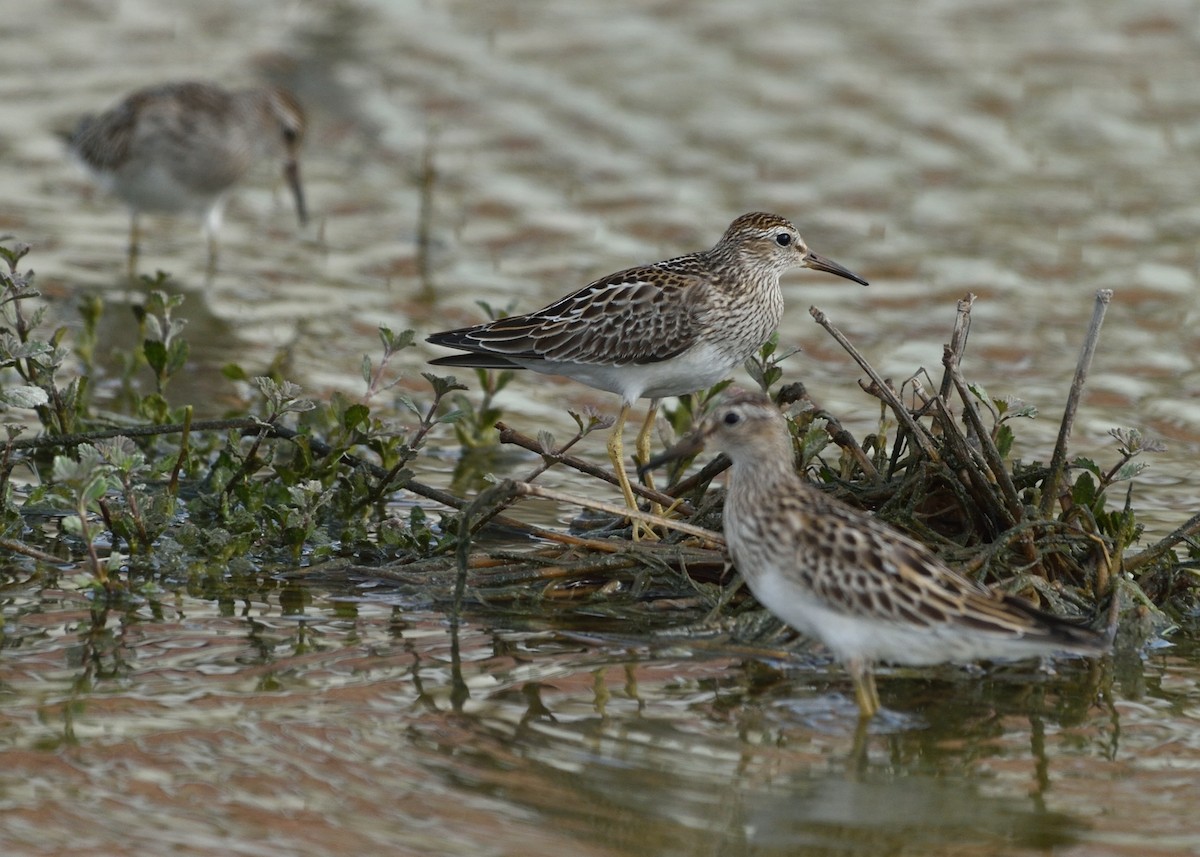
634,399 -> 661,503
848,659 -> 880,720
606,404 -> 637,511
606,404 -> 656,541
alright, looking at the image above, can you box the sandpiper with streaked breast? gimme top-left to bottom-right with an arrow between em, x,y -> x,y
646,391 -> 1110,718
426,212 -> 868,524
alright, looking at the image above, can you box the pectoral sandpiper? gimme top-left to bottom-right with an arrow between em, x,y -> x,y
646,391 -> 1109,719
69,81 -> 308,268
426,212 -> 868,518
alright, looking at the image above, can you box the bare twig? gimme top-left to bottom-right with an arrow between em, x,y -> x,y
0,537 -> 64,563
907,378 -> 1012,534
515,425 -> 589,484
1038,290 -> 1114,517
938,293 -> 976,401
167,405 -> 192,495
496,421 -> 693,514
3,417 -> 264,451
809,408 -> 880,481
1125,509 -> 1200,573
810,305 -> 940,461
669,452 -> 730,496
773,381 -> 879,480
942,349 -> 1023,525
449,478 -> 693,613
511,481 -> 725,547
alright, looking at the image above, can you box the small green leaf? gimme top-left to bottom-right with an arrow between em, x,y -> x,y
343,403 -> 370,432
422,372 -> 468,397
995,424 -> 1014,459
144,339 -> 167,374
166,339 -> 189,374
0,385 -> 49,408
396,394 -> 422,416
1070,471 -> 1099,507
1115,461 -> 1148,482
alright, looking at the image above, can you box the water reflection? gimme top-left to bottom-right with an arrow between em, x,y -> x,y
0,576 -> 1191,855
407,620 -> 1110,855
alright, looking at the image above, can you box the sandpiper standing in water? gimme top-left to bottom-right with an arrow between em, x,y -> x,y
426,212 -> 868,520
69,81 -> 308,271
646,391 -> 1110,719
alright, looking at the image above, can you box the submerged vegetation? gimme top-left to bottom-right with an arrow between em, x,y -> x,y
0,239 -> 1196,640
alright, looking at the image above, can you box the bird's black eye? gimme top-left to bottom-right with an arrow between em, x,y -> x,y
722,411 -> 741,426
775,232 -> 791,247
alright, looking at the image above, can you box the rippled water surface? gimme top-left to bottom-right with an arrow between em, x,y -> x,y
2,0 -> 1199,854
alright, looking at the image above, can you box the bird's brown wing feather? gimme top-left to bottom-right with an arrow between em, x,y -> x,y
769,488 -> 1100,648
428,260 -> 711,366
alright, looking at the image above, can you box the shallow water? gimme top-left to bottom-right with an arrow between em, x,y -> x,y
1,0 -> 1200,854
1,574 -> 1196,857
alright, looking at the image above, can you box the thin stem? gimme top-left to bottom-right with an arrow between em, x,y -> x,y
1125,509 -> 1200,574
943,349 -> 1023,525
810,305 -> 940,461
1038,290 -> 1113,517
938,293 -> 976,401
510,481 -> 725,546
495,421 -> 692,513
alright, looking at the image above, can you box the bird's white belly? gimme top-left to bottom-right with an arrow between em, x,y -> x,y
746,572 -> 965,667
524,341 -> 743,402
109,162 -> 220,215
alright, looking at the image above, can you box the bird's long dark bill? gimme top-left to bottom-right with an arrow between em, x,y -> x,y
638,432 -> 706,477
284,160 -> 308,227
805,252 -> 868,286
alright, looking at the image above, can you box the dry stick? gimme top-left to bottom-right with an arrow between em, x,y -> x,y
1125,509 -> 1200,573
167,405 -> 192,495
1037,289 -> 1114,518
446,470 -> 624,549
909,375 -> 1015,534
0,538 -> 64,563
495,421 -> 692,514
669,453 -> 730,497
938,293 -> 976,401
513,424 -> 590,484
451,479 -> 667,613
810,306 -> 941,461
511,481 -> 726,547
942,352 -> 1024,525
810,407 -> 880,481
4,417 -> 265,451
781,381 -> 878,479
450,478 -> 629,553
